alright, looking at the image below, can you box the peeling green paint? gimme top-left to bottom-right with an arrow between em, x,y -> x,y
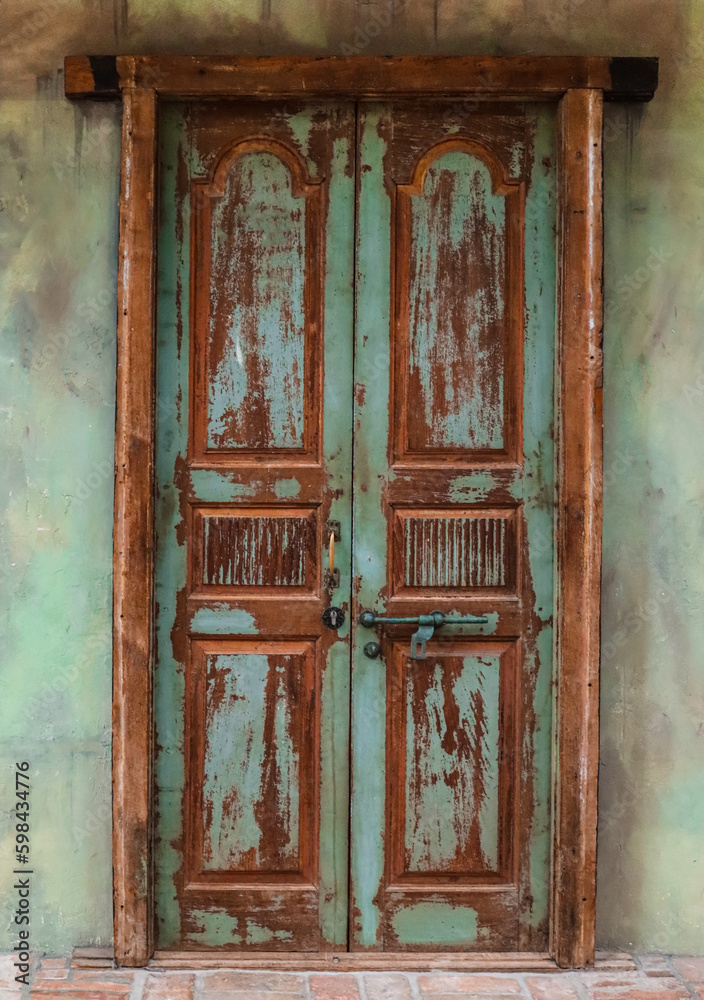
186,907 -> 294,947
409,151 -> 506,450
318,123 -> 356,947
208,151 -> 306,451
154,103 -> 193,950
274,477 -> 301,498
350,103 -> 555,949
190,470 -> 260,501
189,605 -> 258,634
449,472 -> 522,504
350,104 -> 391,949
202,653 -> 299,870
520,104 -> 557,932
392,901 -> 480,946
405,656 -> 500,873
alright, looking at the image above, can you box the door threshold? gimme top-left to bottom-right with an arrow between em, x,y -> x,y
144,950 -> 636,973
71,947 -> 636,973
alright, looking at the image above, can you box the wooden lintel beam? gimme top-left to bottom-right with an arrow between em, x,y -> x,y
64,54 -> 658,102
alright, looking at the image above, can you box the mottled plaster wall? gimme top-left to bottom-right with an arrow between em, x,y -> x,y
0,0 -> 702,957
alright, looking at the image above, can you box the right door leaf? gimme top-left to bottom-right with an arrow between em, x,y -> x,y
351,102 -> 558,952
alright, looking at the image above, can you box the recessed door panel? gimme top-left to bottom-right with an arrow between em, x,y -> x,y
392,508 -> 519,594
389,641 -> 517,882
186,639 -> 316,880
398,143 -> 520,459
191,139 -> 324,461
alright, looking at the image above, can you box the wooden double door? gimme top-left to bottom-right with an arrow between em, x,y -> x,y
154,98 -> 557,953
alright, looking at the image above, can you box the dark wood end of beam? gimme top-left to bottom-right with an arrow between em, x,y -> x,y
65,55 -> 122,99
607,57 -> 659,101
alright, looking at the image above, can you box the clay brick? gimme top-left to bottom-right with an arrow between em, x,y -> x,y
637,959 -> 672,979
0,956 -> 23,989
40,961 -> 70,970
526,975 -> 581,1000
421,993 -> 500,1000
201,971 -> 304,992
199,994 -> 304,1000
309,974 -> 361,1000
418,975 -> 522,995
672,960 -> 704,983
585,978 -> 685,990
144,973 -> 196,999
582,977 -> 688,999
590,990 -> 689,1000
34,972 -> 71,981
424,996 -> 517,1000
31,983 -> 130,995
73,974 -> 135,983
364,973 -> 415,1000
582,979 -> 647,989
31,993 -> 129,1000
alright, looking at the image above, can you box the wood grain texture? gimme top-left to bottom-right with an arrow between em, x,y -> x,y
64,55 -> 658,102
551,89 -> 604,969
190,137 -> 324,463
154,102 -> 356,955
150,949 -> 561,970
351,102 -> 550,954
394,138 -> 523,463
112,85 -> 158,968
184,639 -> 319,929
192,507 -> 317,593
393,508 -> 518,593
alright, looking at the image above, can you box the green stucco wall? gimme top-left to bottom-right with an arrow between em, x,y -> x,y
0,0 -> 702,957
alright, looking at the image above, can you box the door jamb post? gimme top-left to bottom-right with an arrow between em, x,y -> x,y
112,78 -> 158,967
551,88 -> 604,968
62,55 -> 655,969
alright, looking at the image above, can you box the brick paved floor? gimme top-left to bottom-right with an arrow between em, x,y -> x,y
0,955 -> 702,1000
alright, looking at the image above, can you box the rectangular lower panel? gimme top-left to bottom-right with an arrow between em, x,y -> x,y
182,638 -> 320,950
384,639 -> 520,950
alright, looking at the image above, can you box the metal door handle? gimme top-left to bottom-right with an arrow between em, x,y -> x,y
324,527 -> 340,589
359,609 -> 488,660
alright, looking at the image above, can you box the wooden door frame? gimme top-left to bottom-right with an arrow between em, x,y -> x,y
64,54 -> 658,969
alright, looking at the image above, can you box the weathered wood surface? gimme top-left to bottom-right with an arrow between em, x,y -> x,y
64,55 -> 658,102
73,945 -> 637,971
153,102 -> 356,953
551,88 -> 604,969
350,103 -> 557,952
112,85 -> 158,968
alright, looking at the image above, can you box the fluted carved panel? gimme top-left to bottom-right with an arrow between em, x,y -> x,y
394,509 -> 518,593
192,506 -> 316,592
